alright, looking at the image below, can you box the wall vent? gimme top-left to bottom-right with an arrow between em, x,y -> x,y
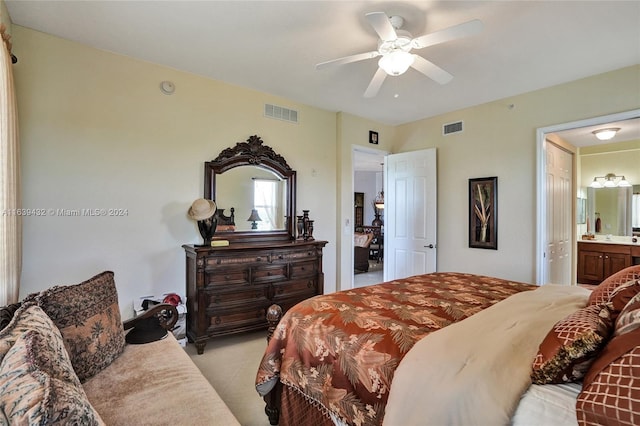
264,104 -> 299,124
443,121 -> 463,135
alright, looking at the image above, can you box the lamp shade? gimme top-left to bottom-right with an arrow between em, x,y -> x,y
247,209 -> 262,222
378,51 -> 415,76
247,209 -> 262,229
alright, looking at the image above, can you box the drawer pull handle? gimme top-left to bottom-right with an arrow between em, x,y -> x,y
278,255 -> 284,259
215,317 -> 221,325
267,272 -> 272,276
225,275 -> 230,280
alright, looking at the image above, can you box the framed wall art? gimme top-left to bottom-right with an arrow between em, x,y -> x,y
369,131 -> 378,145
469,176 -> 497,250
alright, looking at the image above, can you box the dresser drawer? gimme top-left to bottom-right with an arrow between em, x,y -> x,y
205,306 -> 266,335
206,268 -> 250,286
204,252 -> 271,267
272,278 -> 317,301
290,260 -> 318,278
283,248 -> 319,261
252,264 -> 288,283
206,286 -> 268,308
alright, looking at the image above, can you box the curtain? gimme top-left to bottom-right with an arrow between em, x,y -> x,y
0,24 -> 21,305
253,179 -> 277,230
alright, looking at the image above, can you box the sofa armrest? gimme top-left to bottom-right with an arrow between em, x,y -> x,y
123,303 -> 179,331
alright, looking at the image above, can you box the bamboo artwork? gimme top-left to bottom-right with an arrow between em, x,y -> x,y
469,177 -> 498,249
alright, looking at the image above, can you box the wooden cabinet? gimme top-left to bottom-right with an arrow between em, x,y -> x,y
183,240 -> 327,354
354,192 -> 364,229
577,242 -> 632,285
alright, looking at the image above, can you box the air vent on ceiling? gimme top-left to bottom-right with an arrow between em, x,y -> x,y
443,121 -> 463,135
264,104 -> 298,124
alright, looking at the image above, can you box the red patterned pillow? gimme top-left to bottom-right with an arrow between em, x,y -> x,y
577,327 -> 640,425
531,304 -> 612,384
588,265 -> 640,306
614,292 -> 640,337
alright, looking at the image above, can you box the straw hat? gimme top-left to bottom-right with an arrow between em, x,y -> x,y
188,198 -> 217,221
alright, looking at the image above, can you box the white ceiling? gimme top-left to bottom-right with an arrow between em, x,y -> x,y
6,1 -> 640,129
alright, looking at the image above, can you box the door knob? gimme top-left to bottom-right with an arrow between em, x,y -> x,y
425,244 -> 435,249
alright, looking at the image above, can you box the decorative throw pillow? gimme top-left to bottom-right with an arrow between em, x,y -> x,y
614,292 -> 640,337
577,327 -> 640,425
28,271 -> 125,382
0,304 -> 104,425
588,265 -> 640,306
354,233 -> 373,248
0,302 -> 65,361
606,279 -> 640,323
531,303 -> 613,384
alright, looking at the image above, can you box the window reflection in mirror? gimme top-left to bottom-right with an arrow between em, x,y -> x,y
215,166 -> 287,232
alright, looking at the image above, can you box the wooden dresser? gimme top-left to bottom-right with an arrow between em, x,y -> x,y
183,240 -> 327,354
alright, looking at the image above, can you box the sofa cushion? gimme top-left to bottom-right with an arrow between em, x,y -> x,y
27,271 -> 125,382
0,304 -> 104,425
82,333 -> 240,425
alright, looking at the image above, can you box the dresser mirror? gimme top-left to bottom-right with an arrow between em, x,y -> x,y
204,135 -> 296,243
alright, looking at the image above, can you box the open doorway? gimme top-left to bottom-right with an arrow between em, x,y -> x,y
536,109 -> 640,285
353,146 -> 387,288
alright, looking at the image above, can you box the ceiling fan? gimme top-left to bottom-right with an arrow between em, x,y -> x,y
316,12 -> 483,98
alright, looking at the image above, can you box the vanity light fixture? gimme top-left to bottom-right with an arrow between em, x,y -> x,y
590,173 -> 631,188
592,128 -> 620,141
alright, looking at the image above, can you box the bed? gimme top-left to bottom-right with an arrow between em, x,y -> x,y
255,267 -> 640,426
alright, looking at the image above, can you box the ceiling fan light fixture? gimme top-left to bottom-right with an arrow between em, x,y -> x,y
378,51 -> 414,76
592,128 -> 620,141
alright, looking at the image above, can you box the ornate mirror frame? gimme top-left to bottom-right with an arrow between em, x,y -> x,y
204,135 -> 296,243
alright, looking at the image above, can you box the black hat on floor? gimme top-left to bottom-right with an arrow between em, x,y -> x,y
125,316 -> 168,344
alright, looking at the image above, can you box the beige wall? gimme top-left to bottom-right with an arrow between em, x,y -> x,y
10,21 -> 640,315
12,26 -> 338,317
579,140 -> 640,188
393,65 -> 640,283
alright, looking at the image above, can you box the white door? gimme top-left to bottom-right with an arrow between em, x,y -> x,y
384,149 -> 437,281
545,141 -> 572,285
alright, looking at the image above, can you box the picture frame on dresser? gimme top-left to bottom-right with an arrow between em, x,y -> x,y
184,135 -> 327,354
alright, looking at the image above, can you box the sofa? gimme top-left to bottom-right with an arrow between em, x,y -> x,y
0,271 -> 240,425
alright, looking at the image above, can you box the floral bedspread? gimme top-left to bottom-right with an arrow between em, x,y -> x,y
255,272 -> 534,426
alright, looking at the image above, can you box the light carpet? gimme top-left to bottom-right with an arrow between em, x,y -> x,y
185,331 -> 272,426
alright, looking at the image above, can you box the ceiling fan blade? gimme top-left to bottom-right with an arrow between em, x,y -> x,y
316,51 -> 380,70
411,55 -> 453,85
363,67 -> 387,98
412,19 -> 483,49
365,12 -> 397,41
